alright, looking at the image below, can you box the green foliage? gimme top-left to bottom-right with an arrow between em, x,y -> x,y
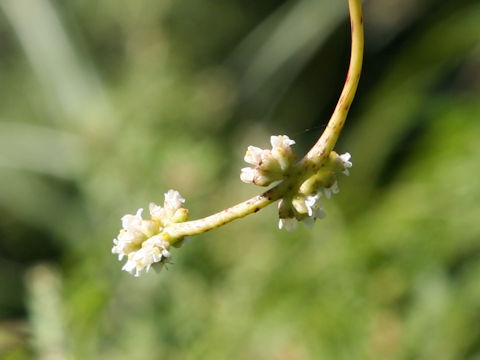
1,0 -> 480,358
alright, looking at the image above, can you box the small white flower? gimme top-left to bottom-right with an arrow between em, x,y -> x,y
121,208 -> 143,230
278,217 -> 298,231
240,135 -> 297,186
149,202 -> 164,220
122,235 -> 171,277
270,135 -> 296,171
300,207 -> 326,228
150,190 -> 187,224
304,193 -> 325,218
164,189 -> 185,210
112,208 -> 150,261
323,181 -> 340,199
240,167 -> 273,186
244,146 -> 264,165
339,152 -> 352,176
304,194 -> 319,216
240,167 -> 256,183
270,135 -> 295,149
112,234 -> 137,261
302,193 -> 326,227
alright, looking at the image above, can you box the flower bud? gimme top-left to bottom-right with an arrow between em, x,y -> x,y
240,135 -> 297,186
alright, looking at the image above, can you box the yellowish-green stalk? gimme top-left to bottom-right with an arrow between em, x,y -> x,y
165,0 -> 364,241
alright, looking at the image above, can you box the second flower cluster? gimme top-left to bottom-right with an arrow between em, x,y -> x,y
240,135 -> 352,231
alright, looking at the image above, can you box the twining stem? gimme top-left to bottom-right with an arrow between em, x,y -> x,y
303,0 -> 364,164
165,0 -> 364,240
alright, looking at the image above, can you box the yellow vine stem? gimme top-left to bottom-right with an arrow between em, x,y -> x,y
303,0 -> 364,166
165,0 -> 364,241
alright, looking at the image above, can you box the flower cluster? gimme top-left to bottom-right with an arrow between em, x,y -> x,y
277,151 -> 352,231
240,135 -> 297,186
112,190 -> 189,276
278,192 -> 325,231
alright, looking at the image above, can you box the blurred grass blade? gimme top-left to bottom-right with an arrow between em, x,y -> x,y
1,0 -> 112,128
25,264 -> 71,360
230,0 -> 347,101
0,122 -> 86,179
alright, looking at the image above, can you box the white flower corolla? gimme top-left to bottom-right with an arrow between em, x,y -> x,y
150,189 -> 187,225
244,146 -> 265,166
112,209 -> 159,261
121,208 -> 143,230
164,189 -> 185,210
270,135 -> 296,171
149,202 -> 163,220
278,217 -> 298,231
304,193 -> 326,219
303,194 -> 326,228
121,235 -> 171,277
112,189 -> 188,276
240,135 -> 297,186
339,152 -> 352,175
323,181 -> 339,199
240,166 -> 270,185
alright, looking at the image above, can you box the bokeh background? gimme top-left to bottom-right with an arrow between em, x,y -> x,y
1,0 -> 480,359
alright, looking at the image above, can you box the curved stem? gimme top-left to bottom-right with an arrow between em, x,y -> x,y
166,194 -> 272,238
165,0 -> 364,240
165,183 -> 286,238
303,0 -> 364,164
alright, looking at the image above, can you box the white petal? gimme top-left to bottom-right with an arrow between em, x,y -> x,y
305,193 -> 321,206
279,218 -> 298,231
240,167 -> 255,183
161,249 -> 171,258
164,189 -> 185,210
305,193 -> 322,215
324,182 -> 339,199
270,135 -> 295,149
244,146 -> 263,165
339,152 -> 352,169
121,209 -> 143,229
149,202 -> 164,219
122,259 -> 137,274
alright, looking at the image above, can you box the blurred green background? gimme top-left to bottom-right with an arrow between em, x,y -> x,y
1,0 -> 480,359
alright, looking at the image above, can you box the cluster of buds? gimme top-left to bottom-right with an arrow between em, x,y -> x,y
240,135 -> 297,186
278,151 -> 352,230
240,135 -> 352,230
112,190 -> 189,276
